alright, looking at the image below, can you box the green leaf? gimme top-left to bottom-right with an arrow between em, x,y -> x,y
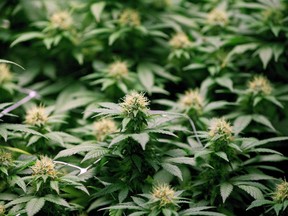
137,64 -> 154,93
118,188 -> 129,203
44,194 -> 70,207
165,157 -> 195,166
242,136 -> 288,149
252,114 -> 276,132
162,163 -> 183,181
10,175 -> 26,192
10,32 -> 44,47
91,2 -> 106,22
215,77 -> 233,91
272,44 -> 284,62
131,133 -> 149,150
50,181 -> 59,194
0,59 -> 25,70
26,198 -> 45,216
238,185 -> 264,200
247,199 -> 273,210
5,196 -> 35,208
109,135 -> 128,148
215,152 -> 229,162
109,29 -> 126,46
233,115 -> 252,135
54,143 -> 98,159
203,101 -> 229,112
220,183 -> 233,203
258,47 -> 273,69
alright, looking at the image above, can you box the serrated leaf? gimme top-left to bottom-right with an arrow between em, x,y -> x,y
162,163 -> 183,181
26,197 -> 45,216
10,175 -> 26,192
258,47 -> 273,69
5,196 -> 35,208
50,181 -> 59,194
109,135 -> 128,148
91,2 -> 105,22
233,115 -> 252,135
54,143 -> 97,159
44,194 -> 70,207
238,185 -> 264,200
118,188 -> 129,203
215,152 -> 229,162
220,183 -> 233,203
246,199 -> 273,210
252,114 -> 276,132
131,133 -> 149,150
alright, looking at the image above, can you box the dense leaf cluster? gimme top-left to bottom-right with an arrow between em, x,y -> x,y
1,0 -> 288,215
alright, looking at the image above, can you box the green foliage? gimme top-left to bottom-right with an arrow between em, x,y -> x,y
1,0 -> 288,215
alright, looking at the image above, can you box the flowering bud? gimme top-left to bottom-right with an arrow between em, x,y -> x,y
25,106 -> 48,126
0,205 -> 5,216
207,9 -> 228,25
209,118 -> 233,141
0,150 -> 12,167
273,181 -> 288,203
31,156 -> 58,178
119,9 -> 141,27
179,89 -> 203,113
152,184 -> 176,206
248,75 -> 272,95
108,61 -> 129,79
169,32 -> 191,49
0,64 -> 12,84
50,11 -> 73,30
120,91 -> 149,117
93,119 -> 117,141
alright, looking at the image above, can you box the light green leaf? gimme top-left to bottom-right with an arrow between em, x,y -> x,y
44,194 -> 70,207
91,2 -> 106,22
238,185 -> 264,200
233,115 -> 252,135
215,77 -> 233,91
26,197 -> 45,216
246,199 -> 273,210
215,152 -> 229,162
137,64 -> 154,93
220,183 -> 233,203
252,114 -> 276,131
162,163 -> 183,181
11,32 -> 44,47
258,47 -> 273,69
0,59 -> 25,70
131,133 -> 149,150
50,181 -> 59,194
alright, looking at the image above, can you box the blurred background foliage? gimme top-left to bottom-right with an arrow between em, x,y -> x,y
1,0 -> 288,215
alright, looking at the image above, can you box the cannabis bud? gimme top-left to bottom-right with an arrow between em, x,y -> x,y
31,156 -> 58,178
0,150 -> 13,167
0,204 -> 5,216
93,118 -> 117,141
248,75 -> 272,95
209,118 -> 233,141
25,106 -> 48,126
120,91 -> 149,117
273,181 -> 288,203
119,9 -> 141,27
0,63 -> 12,84
152,184 -> 176,207
207,9 -> 228,25
169,32 -> 191,49
108,61 -> 129,79
50,11 -> 73,30
179,89 -> 203,113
